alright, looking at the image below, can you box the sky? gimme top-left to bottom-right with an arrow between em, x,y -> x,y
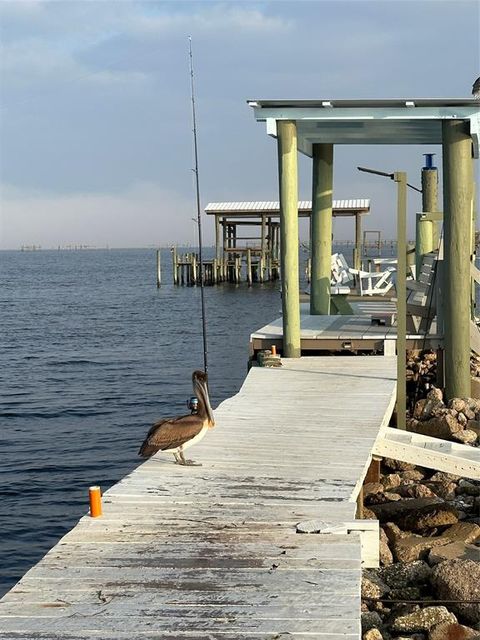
0,0 -> 479,249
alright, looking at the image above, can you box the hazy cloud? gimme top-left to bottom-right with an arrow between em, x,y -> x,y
1,181 -> 196,248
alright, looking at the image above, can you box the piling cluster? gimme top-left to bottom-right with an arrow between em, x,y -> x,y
171,247 -> 280,285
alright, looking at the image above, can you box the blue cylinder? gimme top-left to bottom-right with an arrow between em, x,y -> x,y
423,153 -> 436,170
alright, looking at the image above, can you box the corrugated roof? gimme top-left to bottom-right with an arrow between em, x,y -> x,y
205,199 -> 370,215
248,98 -> 478,109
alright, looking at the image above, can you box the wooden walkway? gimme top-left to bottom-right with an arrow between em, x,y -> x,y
0,356 -> 397,639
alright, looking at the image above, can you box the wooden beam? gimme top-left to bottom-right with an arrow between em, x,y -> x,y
374,427 -> 480,480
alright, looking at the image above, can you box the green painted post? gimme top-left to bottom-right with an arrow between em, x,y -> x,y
310,143 -> 334,315
394,172 -> 407,430
442,120 -> 473,399
354,213 -> 362,271
471,166 -> 477,321
277,121 -> 301,357
415,213 -> 434,277
422,167 -> 439,248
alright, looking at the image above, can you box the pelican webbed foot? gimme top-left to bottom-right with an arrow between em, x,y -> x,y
183,459 -> 202,466
174,451 -> 202,466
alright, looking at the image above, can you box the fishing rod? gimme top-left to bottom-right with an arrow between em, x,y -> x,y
188,36 -> 208,374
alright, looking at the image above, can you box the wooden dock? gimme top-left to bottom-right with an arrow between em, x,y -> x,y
251,302 -> 441,356
0,356 -> 397,639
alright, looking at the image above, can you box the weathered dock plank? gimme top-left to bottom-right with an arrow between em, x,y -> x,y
1,356 -> 396,639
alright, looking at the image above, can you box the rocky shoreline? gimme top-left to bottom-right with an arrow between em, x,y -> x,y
361,357 -> 480,640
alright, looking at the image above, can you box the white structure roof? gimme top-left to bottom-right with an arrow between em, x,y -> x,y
205,199 -> 370,217
248,98 -> 480,157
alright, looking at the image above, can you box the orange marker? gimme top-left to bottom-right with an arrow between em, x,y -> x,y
89,486 -> 102,518
271,345 -> 277,356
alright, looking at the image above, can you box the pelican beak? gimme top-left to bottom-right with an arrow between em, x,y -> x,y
203,381 -> 215,427
193,371 -> 215,427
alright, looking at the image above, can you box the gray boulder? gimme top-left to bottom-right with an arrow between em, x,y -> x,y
393,522 -> 480,563
407,414 -> 462,439
401,469 -> 427,482
429,621 -> 480,639
396,484 -> 437,499
362,572 -> 390,599
361,611 -> 384,633
379,560 -> 431,589
431,559 -> 480,624
428,541 -> 480,565
369,497 -> 442,523
390,606 -> 457,633
364,482 -> 385,496
457,480 -> 480,497
383,522 -> 408,544
452,429 -> 478,445
396,502 -> 459,533
379,527 -> 394,566
363,630 -> 383,640
383,458 -> 416,472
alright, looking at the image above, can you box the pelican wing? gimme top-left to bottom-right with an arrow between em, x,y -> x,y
139,414 -> 204,457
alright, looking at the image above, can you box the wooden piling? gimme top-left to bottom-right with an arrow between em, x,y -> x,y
172,247 -> 178,285
394,172 -> 407,430
156,249 -> 161,287
416,213 -> 434,277
277,120 -> 301,358
422,166 -> 439,248
215,215 -> 221,261
442,120 -> 473,399
306,257 -> 311,283
261,215 -> 267,282
354,213 -> 362,271
310,143 -> 334,315
246,249 -> 252,286
236,256 -> 241,283
192,253 -> 197,285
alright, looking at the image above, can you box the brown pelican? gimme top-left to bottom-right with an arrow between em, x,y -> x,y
138,370 -> 214,465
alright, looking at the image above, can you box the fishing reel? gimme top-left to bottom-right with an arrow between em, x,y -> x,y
187,396 -> 199,413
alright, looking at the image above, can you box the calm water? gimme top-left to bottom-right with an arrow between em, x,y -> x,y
0,248 -> 283,596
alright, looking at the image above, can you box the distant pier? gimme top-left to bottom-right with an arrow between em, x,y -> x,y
171,199 -> 370,285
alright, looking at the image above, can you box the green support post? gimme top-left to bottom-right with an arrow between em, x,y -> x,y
415,213 -> 434,277
394,172 -> 407,430
310,143 -> 334,315
354,213 -> 362,271
442,120 -> 473,399
277,120 -> 301,358
422,167 -> 439,248
471,166 -> 477,321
